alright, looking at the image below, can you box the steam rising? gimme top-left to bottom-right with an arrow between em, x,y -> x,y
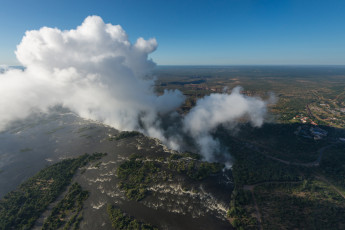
183,87 -> 267,161
0,16 -> 270,163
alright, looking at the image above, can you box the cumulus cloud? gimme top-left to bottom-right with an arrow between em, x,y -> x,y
0,16 -> 271,164
0,15 -> 184,132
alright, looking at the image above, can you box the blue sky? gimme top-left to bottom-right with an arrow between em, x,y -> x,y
1,0 -> 345,65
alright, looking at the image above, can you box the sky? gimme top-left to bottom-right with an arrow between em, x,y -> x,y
1,0 -> 345,65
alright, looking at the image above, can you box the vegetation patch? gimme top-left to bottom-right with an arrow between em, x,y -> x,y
0,152 -> 106,230
319,144 -> 345,187
107,205 -> 158,230
227,189 -> 257,230
42,183 -> 89,230
20,147 -> 33,152
167,159 -> 223,180
117,157 -> 160,201
117,153 -> 224,201
255,181 -> 345,230
109,131 -> 141,141
230,147 -> 301,186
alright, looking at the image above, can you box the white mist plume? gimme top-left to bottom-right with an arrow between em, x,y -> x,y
183,87 -> 267,161
0,16 -> 271,163
0,16 -> 184,133
0,65 -> 9,73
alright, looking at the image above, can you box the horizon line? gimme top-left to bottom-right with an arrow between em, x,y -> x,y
2,64 -> 345,69
156,64 -> 345,67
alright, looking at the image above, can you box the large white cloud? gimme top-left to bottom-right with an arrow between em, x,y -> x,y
0,15 -> 184,132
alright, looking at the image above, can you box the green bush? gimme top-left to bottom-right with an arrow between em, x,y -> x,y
107,205 -> 158,230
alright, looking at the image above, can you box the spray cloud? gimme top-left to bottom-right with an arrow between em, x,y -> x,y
183,87 -> 267,161
0,16 -> 270,163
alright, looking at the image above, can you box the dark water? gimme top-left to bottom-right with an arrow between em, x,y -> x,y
0,111 -> 119,198
0,112 -> 233,229
74,136 -> 232,229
